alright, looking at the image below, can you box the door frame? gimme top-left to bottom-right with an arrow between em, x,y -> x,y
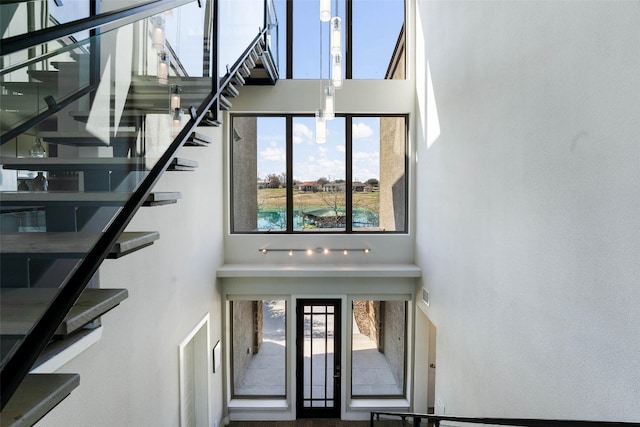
295,298 -> 342,418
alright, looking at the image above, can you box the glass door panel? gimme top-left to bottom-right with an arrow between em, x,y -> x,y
296,299 -> 341,418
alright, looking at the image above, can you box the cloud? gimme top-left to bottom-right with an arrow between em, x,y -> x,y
352,122 -> 374,139
353,151 -> 380,161
336,145 -> 346,153
260,146 -> 286,162
293,122 -> 313,144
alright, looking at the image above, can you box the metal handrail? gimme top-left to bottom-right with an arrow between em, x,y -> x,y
370,411 -> 639,427
0,0 -> 194,56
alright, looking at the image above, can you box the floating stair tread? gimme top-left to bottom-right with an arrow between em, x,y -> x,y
223,83 -> 240,98
130,75 -> 212,94
0,191 -> 181,207
233,73 -> 246,86
172,158 -> 198,167
239,63 -> 251,77
0,373 -> 80,427
0,157 -> 147,171
219,94 -> 232,111
26,70 -> 59,84
0,81 -> 56,95
0,157 -> 195,172
0,231 -> 160,258
38,131 -> 139,146
184,131 -> 212,147
0,288 -> 128,336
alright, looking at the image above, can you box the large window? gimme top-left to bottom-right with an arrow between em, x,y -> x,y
231,114 -> 407,233
351,300 -> 406,397
231,300 -> 287,398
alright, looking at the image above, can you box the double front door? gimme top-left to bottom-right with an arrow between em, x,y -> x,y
296,299 -> 341,418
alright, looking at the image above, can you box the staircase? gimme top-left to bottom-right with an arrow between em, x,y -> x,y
0,0 -> 277,424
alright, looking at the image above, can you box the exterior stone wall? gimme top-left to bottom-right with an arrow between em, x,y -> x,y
231,300 -> 255,392
382,301 -> 406,388
232,117 -> 258,231
379,117 -> 406,232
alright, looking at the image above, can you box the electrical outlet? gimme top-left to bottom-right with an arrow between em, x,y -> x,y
437,398 -> 445,414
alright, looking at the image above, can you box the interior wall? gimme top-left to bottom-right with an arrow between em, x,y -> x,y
415,0 -> 640,420
37,126 -> 225,427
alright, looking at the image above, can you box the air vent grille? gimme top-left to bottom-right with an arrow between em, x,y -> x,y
422,288 -> 429,306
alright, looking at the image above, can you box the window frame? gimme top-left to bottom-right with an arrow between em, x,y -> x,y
229,299 -> 288,399
229,113 -> 409,234
285,0 -> 406,80
350,300 -> 408,399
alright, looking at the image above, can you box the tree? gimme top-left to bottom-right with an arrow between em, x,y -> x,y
366,178 -> 379,187
317,177 -> 329,186
267,173 -> 282,188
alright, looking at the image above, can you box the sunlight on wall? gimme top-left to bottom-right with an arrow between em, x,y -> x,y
426,61 -> 441,149
86,57 -> 111,145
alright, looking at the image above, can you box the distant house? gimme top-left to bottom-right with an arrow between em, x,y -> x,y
257,180 -> 269,189
323,182 -> 371,192
352,181 -> 372,192
323,182 -> 346,192
298,181 -> 321,192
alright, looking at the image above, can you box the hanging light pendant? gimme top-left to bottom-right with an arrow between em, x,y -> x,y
171,85 -> 182,124
324,86 -> 335,120
330,16 -> 342,55
152,16 -> 165,51
332,53 -> 343,88
315,109 -> 327,143
320,0 -> 331,22
171,85 -> 181,110
157,52 -> 169,84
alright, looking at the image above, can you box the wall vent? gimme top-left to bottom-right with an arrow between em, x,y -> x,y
422,288 -> 429,306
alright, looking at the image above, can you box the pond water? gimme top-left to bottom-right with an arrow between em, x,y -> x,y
257,208 -> 379,231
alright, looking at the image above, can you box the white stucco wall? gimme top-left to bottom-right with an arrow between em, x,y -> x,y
415,0 -> 640,421
36,126 -> 225,426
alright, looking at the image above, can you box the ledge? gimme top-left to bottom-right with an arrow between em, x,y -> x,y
349,398 -> 410,410
217,264 -> 421,278
227,399 -> 289,410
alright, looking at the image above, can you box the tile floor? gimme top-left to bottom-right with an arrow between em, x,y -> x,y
235,312 -> 401,397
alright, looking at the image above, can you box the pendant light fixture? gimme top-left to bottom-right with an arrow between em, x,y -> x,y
171,85 -> 182,124
157,52 -> 169,85
330,16 -> 342,54
315,109 -> 327,143
152,16 -> 165,51
332,52 -> 343,88
320,0 -> 331,22
324,85 -> 335,119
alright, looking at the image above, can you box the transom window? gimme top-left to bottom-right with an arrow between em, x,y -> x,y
274,0 -> 405,79
231,114 -> 407,233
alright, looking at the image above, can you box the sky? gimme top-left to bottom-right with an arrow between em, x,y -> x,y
258,0 -> 403,182
257,116 -> 381,183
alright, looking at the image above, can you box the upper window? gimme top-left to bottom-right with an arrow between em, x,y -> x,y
231,114 -> 407,233
289,0 -> 405,80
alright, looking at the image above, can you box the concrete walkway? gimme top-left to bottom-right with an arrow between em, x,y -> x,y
235,303 -> 400,397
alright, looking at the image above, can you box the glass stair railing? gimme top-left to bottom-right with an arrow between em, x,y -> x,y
1,0 -> 278,418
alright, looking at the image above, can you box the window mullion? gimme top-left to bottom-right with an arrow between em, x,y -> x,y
346,115 -> 353,232
345,0 -> 352,79
286,115 -> 294,231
